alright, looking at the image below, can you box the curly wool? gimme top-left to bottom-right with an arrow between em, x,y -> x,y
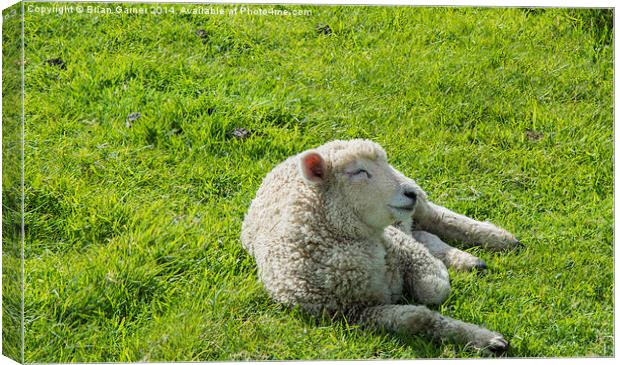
241,140 -> 438,315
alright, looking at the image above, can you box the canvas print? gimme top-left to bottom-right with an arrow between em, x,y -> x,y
1,1 -> 614,362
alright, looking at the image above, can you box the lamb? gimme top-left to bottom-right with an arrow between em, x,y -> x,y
241,139 -> 521,355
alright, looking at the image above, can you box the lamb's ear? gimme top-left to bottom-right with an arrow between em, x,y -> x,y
299,151 -> 327,184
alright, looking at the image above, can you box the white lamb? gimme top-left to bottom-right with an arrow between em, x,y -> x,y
241,139 -> 521,355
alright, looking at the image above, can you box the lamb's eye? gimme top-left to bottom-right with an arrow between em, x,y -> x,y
351,169 -> 371,178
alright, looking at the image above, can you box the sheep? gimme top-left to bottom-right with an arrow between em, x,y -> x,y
241,139 -> 521,355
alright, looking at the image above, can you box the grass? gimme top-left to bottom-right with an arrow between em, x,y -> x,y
2,2 -> 614,361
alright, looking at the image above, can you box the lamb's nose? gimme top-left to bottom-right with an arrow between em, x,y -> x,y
403,189 -> 417,202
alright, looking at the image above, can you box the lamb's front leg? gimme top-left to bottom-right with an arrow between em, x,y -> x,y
353,304 -> 508,356
413,199 -> 522,251
412,230 -> 487,272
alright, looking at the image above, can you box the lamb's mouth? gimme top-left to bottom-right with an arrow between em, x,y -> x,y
389,204 -> 415,212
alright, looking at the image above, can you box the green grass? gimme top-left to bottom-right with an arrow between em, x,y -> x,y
2,2 -> 613,361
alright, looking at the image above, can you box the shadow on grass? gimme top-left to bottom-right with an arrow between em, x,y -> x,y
275,298 -> 497,359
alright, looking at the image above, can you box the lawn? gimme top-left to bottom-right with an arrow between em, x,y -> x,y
2,2 -> 614,361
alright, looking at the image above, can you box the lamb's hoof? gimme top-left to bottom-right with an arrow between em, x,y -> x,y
471,259 -> 488,275
484,336 -> 509,356
514,240 -> 525,250
473,259 -> 488,273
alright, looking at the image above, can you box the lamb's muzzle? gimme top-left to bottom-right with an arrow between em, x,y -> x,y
403,188 -> 417,202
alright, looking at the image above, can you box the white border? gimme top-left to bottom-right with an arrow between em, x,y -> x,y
0,1 -> 617,365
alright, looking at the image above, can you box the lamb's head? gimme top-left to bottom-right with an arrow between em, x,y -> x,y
298,139 -> 425,237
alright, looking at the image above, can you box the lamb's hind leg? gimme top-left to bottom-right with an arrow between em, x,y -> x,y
354,304 -> 508,356
412,230 -> 487,272
413,200 -> 522,251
